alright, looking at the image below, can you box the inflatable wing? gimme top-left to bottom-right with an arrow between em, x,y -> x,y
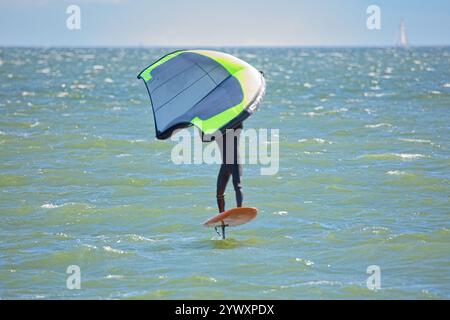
137,50 -> 265,140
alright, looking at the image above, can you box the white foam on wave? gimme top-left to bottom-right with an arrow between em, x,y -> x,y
365,123 -> 392,128
394,153 -> 425,160
56,232 -> 69,238
37,68 -> 51,74
103,246 -> 127,255
273,210 -> 288,216
116,153 -> 131,158
129,139 -> 146,143
70,83 -> 95,90
129,234 -> 156,242
302,108 -> 348,117
57,92 -> 69,98
295,258 -> 314,266
399,138 -> 441,149
41,203 -> 64,209
363,92 -> 387,98
358,153 -> 426,161
303,151 -> 323,155
82,244 -> 97,250
386,170 -> 406,176
280,279 -> 341,289
399,138 -> 431,144
313,138 -> 331,144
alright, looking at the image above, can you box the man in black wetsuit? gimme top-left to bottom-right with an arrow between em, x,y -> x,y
215,123 -> 243,213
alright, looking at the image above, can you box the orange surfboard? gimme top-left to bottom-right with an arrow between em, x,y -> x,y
203,207 -> 258,228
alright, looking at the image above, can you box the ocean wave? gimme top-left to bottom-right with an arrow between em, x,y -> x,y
280,280 -> 341,289
399,138 -> 431,143
398,138 -> 441,149
41,203 -> 64,209
365,123 -> 392,128
297,138 -> 332,144
302,108 -> 348,117
103,246 -> 128,255
273,210 -> 288,216
128,234 -> 157,242
295,258 -> 314,266
116,153 -> 131,158
386,170 -> 407,175
358,153 -> 426,161
106,274 -> 124,279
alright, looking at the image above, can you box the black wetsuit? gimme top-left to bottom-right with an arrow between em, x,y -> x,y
216,123 -> 243,213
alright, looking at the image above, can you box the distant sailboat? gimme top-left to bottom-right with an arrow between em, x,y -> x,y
398,19 -> 408,47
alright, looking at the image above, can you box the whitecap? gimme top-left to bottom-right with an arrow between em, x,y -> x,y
56,232 -> 69,238
41,203 -> 63,209
57,92 -> 69,98
70,83 -> 95,90
298,138 -> 332,144
302,111 -> 319,117
364,92 -> 386,97
295,258 -> 314,266
129,234 -> 156,242
386,170 -> 406,175
280,280 -> 341,289
313,138 -> 331,144
365,123 -> 392,128
273,210 -> 288,216
103,246 -> 127,255
398,138 -> 431,144
82,244 -> 97,250
37,68 -> 51,74
394,153 -> 425,160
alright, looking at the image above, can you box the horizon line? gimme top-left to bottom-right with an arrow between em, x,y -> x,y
1,44 -> 450,49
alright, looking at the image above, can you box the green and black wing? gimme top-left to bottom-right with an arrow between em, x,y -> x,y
137,50 -> 265,140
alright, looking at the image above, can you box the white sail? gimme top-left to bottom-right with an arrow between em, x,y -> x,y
399,19 -> 408,47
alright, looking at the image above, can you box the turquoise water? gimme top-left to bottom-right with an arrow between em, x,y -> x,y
0,47 -> 449,299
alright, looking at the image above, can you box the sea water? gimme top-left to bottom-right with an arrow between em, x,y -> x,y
0,47 -> 449,299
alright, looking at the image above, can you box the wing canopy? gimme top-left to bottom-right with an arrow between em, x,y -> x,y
137,50 -> 265,140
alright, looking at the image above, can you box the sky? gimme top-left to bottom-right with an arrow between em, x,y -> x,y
0,0 -> 449,47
